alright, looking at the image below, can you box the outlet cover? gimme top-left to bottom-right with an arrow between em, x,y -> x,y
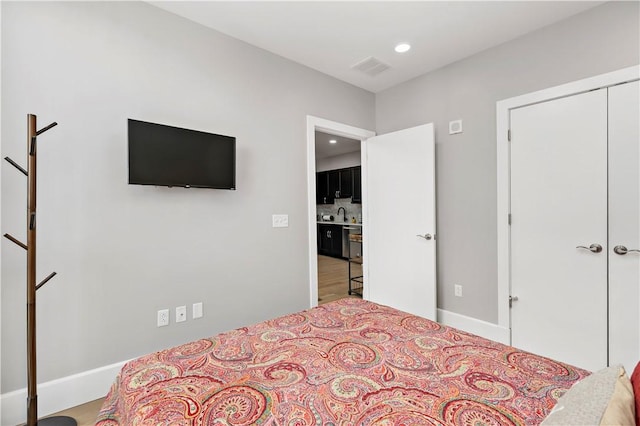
157,309 -> 169,327
176,306 -> 187,323
193,302 -> 203,319
454,285 -> 463,297
272,214 -> 289,228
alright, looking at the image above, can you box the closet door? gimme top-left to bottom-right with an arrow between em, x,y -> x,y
510,89 -> 608,371
608,80 -> 640,374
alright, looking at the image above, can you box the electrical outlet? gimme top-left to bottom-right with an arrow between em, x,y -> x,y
176,306 -> 187,323
193,302 -> 203,319
454,285 -> 463,297
157,309 -> 169,327
272,214 -> 289,228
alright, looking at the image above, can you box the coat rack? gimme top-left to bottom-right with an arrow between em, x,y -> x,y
4,114 -> 76,426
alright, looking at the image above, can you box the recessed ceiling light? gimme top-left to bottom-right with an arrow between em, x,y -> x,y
395,43 -> 411,53
329,139 -> 337,144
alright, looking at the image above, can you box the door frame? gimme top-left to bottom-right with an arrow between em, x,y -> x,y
496,65 -> 640,338
306,116 -> 375,308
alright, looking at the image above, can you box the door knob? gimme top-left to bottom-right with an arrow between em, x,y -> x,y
416,233 -> 433,240
613,245 -> 640,255
576,243 -> 602,253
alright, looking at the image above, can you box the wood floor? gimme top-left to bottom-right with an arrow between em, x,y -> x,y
40,398 -> 104,426
317,254 -> 362,305
41,255 -> 360,424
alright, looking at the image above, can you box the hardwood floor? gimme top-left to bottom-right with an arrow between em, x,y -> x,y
41,398 -> 104,426
40,255 -> 359,424
317,254 -> 362,305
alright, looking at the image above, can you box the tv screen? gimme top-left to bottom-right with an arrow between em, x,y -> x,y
128,119 -> 236,189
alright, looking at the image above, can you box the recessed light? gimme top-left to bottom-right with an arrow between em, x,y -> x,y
395,43 -> 411,53
329,139 -> 337,144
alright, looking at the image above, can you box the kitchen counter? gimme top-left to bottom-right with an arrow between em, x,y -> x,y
317,221 -> 362,227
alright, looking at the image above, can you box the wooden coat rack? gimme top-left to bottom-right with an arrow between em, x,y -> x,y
4,114 -> 76,426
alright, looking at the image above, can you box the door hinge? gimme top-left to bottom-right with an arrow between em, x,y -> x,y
508,213 -> 511,225
507,129 -> 511,142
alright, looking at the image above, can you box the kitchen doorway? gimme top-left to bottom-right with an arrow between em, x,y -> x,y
306,116 -> 375,308
315,130 -> 363,304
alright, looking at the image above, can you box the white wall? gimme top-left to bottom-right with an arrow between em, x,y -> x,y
1,0 -> 374,398
376,1 -> 639,323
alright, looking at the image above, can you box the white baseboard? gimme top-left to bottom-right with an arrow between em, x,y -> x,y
1,359 -> 127,426
437,308 -> 511,345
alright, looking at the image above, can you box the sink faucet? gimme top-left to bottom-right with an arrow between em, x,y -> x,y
337,207 -> 346,222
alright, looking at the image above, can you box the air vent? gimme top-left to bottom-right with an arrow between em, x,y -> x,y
351,56 -> 390,77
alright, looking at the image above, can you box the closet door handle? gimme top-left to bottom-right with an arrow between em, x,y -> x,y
613,245 -> 640,255
576,243 -> 602,253
416,233 -> 434,240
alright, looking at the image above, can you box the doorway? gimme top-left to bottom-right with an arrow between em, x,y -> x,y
315,131 -> 363,304
306,116 -> 375,308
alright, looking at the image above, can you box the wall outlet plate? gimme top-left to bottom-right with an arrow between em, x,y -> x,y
454,285 -> 463,297
157,309 -> 169,327
193,302 -> 203,319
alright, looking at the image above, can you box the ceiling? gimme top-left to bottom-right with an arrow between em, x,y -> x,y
315,131 -> 361,159
150,1 -> 604,93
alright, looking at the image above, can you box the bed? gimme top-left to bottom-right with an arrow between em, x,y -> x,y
96,298 -> 634,425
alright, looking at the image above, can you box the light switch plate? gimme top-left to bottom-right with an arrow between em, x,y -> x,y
272,214 -> 289,228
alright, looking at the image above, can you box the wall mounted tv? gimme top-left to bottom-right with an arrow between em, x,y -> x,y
128,119 -> 236,190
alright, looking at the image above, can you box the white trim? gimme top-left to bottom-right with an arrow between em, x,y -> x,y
306,116 -> 375,308
496,65 -> 640,337
360,140 -> 370,301
0,2 -> 4,422
0,359 -> 128,426
438,309 -> 510,345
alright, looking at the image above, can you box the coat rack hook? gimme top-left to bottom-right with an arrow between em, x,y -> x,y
3,233 -> 28,250
36,272 -> 57,291
36,122 -> 58,136
4,157 -> 28,176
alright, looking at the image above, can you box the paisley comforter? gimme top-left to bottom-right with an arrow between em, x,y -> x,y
96,299 -> 588,425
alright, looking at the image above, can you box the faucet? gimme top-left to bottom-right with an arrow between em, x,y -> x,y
337,207 -> 347,222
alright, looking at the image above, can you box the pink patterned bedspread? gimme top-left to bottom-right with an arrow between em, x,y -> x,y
96,299 -> 588,425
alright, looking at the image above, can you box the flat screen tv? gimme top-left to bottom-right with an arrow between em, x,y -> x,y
128,119 -> 236,189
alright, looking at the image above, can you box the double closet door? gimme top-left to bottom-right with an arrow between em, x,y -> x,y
510,80 -> 639,373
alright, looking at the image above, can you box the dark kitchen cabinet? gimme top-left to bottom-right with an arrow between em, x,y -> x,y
317,224 -> 342,258
352,166 -> 361,204
328,170 -> 340,199
316,171 -> 333,204
317,167 -> 361,203
338,168 -> 353,199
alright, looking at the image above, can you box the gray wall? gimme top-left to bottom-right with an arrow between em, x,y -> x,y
376,1 -> 640,323
317,151 -> 361,172
0,2 -> 374,392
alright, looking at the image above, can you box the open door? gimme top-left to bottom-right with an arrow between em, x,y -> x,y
364,123 -> 436,320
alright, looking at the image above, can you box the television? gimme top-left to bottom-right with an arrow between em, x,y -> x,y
128,119 -> 236,190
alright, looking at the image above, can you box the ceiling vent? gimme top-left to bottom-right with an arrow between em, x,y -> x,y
351,56 -> 390,77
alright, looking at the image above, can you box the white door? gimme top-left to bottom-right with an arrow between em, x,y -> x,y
510,90 -> 608,371
364,124 -> 437,320
608,81 -> 640,374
